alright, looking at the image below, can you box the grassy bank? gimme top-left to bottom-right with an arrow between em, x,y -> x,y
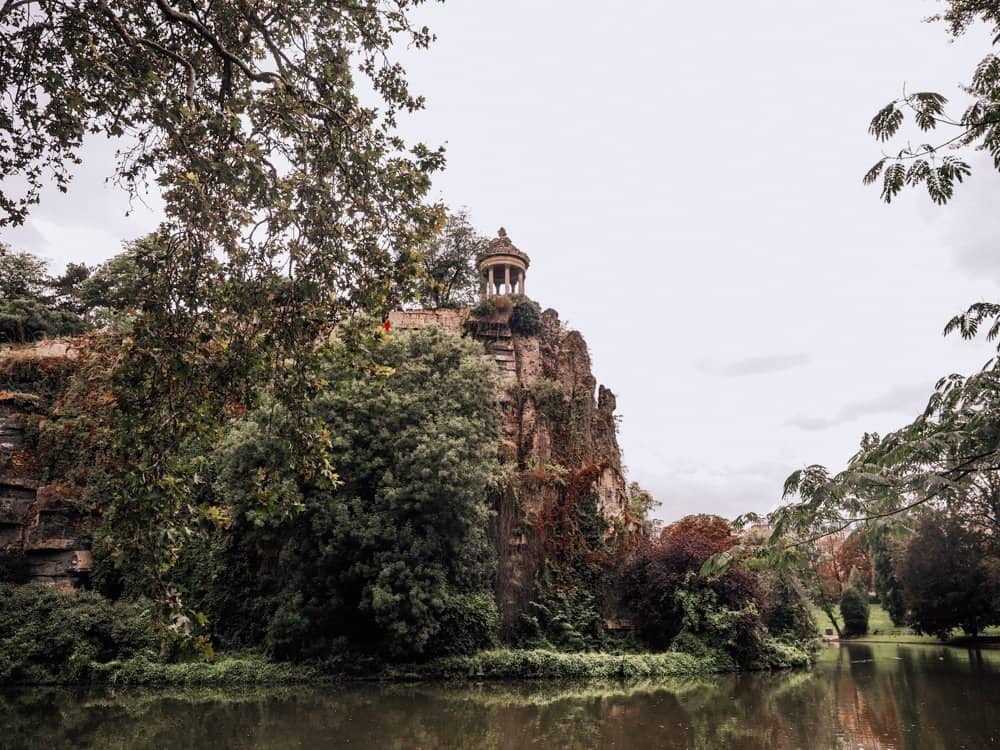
812,603 -> 1000,645
5,642 -> 815,687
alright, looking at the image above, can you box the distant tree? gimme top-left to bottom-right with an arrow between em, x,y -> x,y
897,513 -> 1000,639
839,569 -> 870,637
0,247 -> 87,343
413,211 -> 487,309
840,588 -> 869,638
0,247 -> 48,300
77,246 -> 150,325
659,514 -> 735,554
869,526 -> 907,627
50,263 -> 92,316
627,482 -> 659,535
836,533 -> 872,591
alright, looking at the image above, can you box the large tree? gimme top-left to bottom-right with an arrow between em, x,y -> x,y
195,326 -> 501,660
1,1 -> 446,626
411,209 -> 486,309
897,513 -> 999,639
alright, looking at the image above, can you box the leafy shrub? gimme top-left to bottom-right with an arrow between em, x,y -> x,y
619,515 -> 756,654
672,579 -> 765,668
0,299 -> 87,344
519,586 -> 607,652
425,592 -> 500,657
761,570 -> 815,641
0,584 -> 159,683
839,587 -> 869,637
529,378 -> 566,421
508,295 -> 542,335
469,297 -> 497,318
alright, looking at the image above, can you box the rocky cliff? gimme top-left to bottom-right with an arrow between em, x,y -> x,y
389,304 -> 632,631
2,311 -> 634,622
0,345 -> 92,589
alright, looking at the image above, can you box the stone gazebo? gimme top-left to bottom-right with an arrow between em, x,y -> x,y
479,228 -> 530,298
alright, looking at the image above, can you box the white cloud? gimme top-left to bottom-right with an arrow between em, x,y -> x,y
787,383 -> 930,432
697,353 -> 810,377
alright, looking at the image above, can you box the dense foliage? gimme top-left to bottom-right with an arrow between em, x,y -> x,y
508,295 -> 543,336
839,569 -> 870,637
619,515 -> 769,667
411,210 -> 487,308
0,584 -> 159,683
869,526 -> 907,626
897,514 -> 1000,639
2,0 -> 447,629
183,328 -> 501,661
518,466 -> 619,652
0,248 -> 89,343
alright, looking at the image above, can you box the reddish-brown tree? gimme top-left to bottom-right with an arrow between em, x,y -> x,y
620,514 -> 760,660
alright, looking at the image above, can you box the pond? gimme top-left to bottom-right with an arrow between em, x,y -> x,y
2,644 -> 998,749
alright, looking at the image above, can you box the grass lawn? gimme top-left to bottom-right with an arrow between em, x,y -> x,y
812,603 -> 1000,644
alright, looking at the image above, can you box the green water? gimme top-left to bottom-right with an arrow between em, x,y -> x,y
2,644 -> 999,749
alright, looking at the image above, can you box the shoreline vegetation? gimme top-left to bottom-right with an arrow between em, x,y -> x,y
0,580 -> 814,688
5,646 -> 816,688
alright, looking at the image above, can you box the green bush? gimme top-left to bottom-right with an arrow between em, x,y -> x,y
839,587 -> 869,637
761,570 -> 815,641
0,298 -> 87,344
0,584 -> 160,683
529,378 -> 566,421
508,296 -> 542,335
519,586 -> 608,652
469,297 -> 497,318
425,592 -> 500,657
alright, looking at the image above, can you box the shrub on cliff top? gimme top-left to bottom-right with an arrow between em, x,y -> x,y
469,297 -> 497,318
508,295 -> 542,335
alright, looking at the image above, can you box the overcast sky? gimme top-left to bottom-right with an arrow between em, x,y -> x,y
4,1 -> 1000,523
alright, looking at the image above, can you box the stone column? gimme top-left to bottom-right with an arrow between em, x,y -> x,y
505,266 -> 511,295
520,271 -> 525,296
488,266 -> 494,297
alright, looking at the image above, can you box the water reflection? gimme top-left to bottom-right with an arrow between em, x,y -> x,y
2,645 -> 999,749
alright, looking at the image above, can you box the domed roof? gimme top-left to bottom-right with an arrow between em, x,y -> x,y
478,228 -> 530,268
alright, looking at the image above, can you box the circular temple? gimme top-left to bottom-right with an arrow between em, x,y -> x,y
478,228 -> 531,298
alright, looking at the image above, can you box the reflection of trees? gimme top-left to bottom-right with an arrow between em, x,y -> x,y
3,647 -> 1000,750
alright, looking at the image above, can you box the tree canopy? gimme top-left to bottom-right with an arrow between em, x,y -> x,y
1,1 -> 448,624
192,327 -> 501,660
411,210 -> 486,309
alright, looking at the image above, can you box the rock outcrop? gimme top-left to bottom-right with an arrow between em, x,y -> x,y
0,347 -> 92,589
390,305 -> 632,631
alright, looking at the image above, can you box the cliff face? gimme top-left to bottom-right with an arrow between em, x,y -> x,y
0,346 -> 92,589
389,306 -> 631,631
3,313 -> 632,619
